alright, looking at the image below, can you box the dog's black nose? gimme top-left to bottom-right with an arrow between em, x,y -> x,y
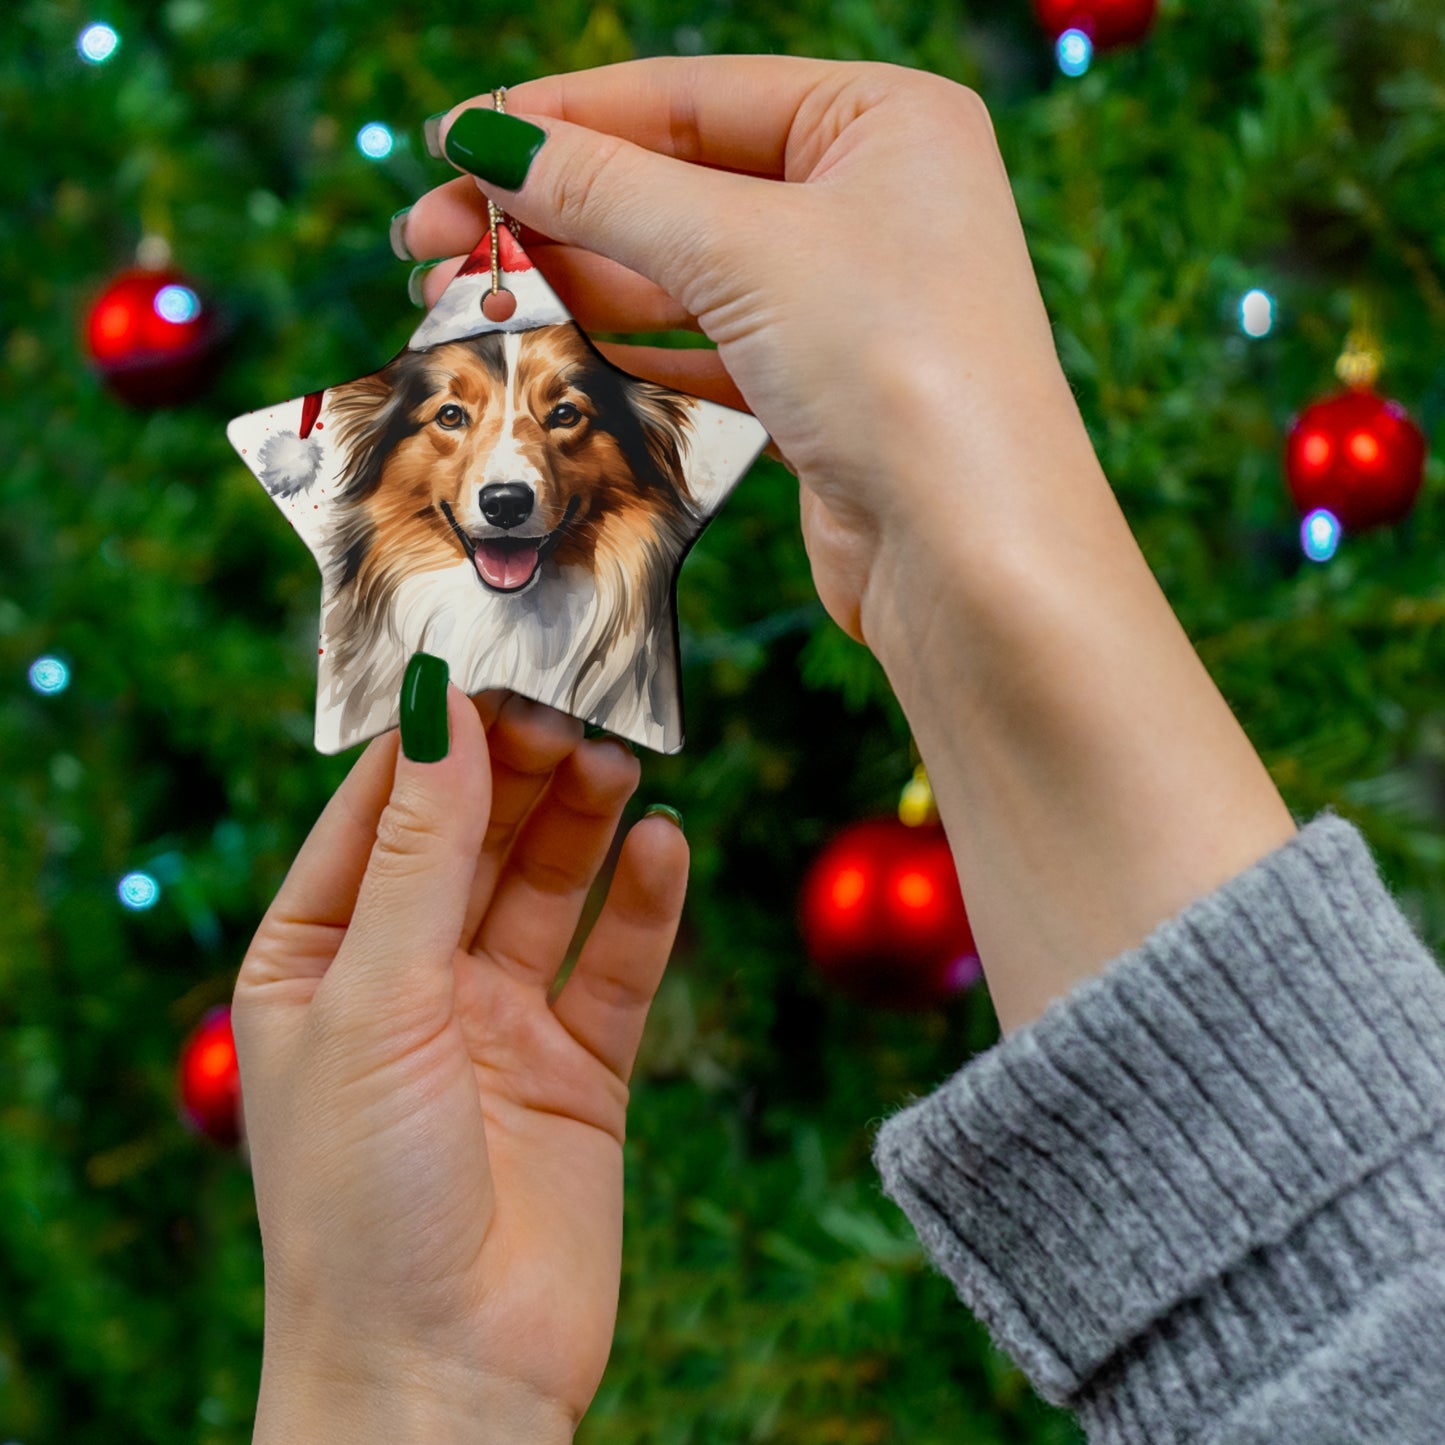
478,482 -> 534,530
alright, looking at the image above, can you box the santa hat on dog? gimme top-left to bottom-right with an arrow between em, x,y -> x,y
408,223 -> 571,348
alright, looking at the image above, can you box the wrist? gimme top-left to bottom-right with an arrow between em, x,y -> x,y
856,365 -> 1118,688
854,384 -> 1294,1032
254,1345 -> 575,1445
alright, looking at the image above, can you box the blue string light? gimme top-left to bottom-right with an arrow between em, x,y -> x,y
1301,508 -> 1341,563
118,871 -> 161,911
1240,289 -> 1275,338
1057,29 -> 1093,77
78,22 -> 120,64
356,122 -> 395,160
28,657 -> 70,695
154,284 -> 201,324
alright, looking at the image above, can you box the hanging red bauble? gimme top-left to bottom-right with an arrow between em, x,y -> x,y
178,1005 -> 243,1147
1033,0 -> 1157,49
85,267 -> 219,407
799,817 -> 980,1011
1285,388 -> 1427,533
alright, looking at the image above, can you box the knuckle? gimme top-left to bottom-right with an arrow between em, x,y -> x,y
551,133 -> 628,235
370,787 -> 449,874
517,848 -> 585,897
582,968 -> 655,1014
952,82 -> 998,139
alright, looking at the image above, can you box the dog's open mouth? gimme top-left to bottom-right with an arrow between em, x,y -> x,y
473,537 -> 544,592
438,497 -> 581,595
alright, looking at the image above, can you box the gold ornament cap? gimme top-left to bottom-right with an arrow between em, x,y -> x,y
898,764 -> 938,827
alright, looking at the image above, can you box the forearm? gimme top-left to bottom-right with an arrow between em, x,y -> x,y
861,389 -> 1296,1034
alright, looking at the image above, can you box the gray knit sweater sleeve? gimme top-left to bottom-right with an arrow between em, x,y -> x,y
871,810 -> 1445,1443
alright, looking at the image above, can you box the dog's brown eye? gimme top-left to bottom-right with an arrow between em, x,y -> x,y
547,402 -> 582,429
436,403 -> 467,429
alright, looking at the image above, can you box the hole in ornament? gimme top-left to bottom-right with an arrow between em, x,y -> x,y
482,288 -> 518,322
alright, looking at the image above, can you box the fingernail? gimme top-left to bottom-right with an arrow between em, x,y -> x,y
389,206 -> 413,261
443,107 -> 546,192
400,652 -> 450,762
644,804 -> 683,833
407,261 -> 438,307
423,111 -> 447,160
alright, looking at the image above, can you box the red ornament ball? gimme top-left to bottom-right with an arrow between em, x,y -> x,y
1033,0 -> 1157,49
799,818 -> 980,1011
85,267 -> 219,407
178,1005 -> 243,1148
1285,388 -> 1427,533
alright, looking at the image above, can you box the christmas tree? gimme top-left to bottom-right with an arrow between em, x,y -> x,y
3,1 -> 1443,1440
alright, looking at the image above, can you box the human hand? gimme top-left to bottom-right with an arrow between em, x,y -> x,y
399,60 -> 1298,1043
400,56 -> 1102,652
233,678 -> 688,1442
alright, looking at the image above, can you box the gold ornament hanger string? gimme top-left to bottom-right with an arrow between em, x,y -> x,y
480,88 -> 521,322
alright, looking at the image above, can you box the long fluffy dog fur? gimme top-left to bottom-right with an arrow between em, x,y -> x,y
319,323 -> 699,750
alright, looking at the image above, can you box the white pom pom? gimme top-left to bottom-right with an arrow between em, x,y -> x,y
258,430 -> 324,497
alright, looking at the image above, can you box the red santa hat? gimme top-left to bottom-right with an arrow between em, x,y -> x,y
407,225 -> 570,350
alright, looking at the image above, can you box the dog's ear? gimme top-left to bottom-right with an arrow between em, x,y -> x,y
625,381 -> 695,502
326,352 -> 431,503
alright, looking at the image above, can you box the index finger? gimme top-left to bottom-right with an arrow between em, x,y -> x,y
497,55 -> 854,178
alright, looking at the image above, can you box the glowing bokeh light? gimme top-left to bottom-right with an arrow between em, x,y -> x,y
1057,29 -> 1093,77
356,122 -> 395,159
1347,430 -> 1381,466
28,656 -> 71,695
193,1036 -> 237,1081
830,866 -> 867,911
118,871 -> 161,910
154,284 -> 201,324
1301,508 -> 1341,563
1240,289 -> 1275,338
78,22 -> 119,64
946,953 -> 984,992
1300,432 -> 1331,471
895,871 -> 936,911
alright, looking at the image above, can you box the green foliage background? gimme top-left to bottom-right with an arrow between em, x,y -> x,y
4,0 -> 1445,1439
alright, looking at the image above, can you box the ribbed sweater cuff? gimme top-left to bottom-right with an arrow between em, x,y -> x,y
871,810 -> 1445,1411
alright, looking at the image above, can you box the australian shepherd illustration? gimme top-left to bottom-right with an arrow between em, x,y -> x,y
318,323 -> 702,752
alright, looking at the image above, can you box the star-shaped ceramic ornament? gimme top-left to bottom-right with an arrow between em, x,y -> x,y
226,226 -> 768,754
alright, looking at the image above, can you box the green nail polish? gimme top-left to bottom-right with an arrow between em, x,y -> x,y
644,803 -> 684,833
443,107 -> 546,192
389,206 -> 413,262
423,112 -> 447,160
400,652 -> 449,762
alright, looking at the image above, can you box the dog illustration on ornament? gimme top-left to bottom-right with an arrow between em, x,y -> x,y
227,228 -> 767,754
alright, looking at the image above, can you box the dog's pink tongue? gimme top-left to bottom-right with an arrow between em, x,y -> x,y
475,539 -> 541,592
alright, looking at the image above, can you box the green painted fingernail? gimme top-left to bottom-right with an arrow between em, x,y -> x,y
443,107 -> 546,191
389,206 -> 413,261
423,112 -> 447,160
644,804 -> 683,833
400,652 -> 449,762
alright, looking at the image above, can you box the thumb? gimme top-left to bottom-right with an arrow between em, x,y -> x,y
438,105 -> 768,324
323,654 -> 490,1026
